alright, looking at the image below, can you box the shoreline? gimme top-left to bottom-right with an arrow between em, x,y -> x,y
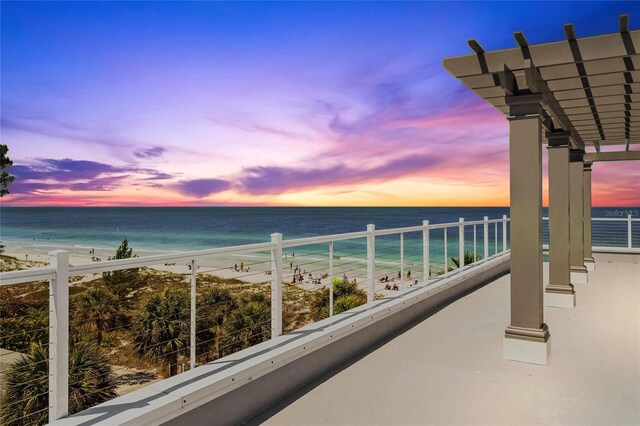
2,245 -> 415,294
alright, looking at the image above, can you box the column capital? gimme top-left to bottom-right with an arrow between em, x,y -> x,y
583,161 -> 593,170
546,130 -> 571,147
505,93 -> 544,118
570,149 -> 585,163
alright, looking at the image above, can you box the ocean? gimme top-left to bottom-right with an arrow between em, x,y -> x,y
0,207 -> 637,271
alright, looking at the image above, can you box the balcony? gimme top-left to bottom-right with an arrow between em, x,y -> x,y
1,214 -> 638,425
256,253 -> 640,425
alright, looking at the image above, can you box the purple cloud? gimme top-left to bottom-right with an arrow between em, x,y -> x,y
9,158 -> 175,194
239,153 -> 443,195
134,147 -> 166,159
176,179 -> 232,198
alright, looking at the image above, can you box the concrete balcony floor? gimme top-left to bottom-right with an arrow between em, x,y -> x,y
255,254 -> 640,425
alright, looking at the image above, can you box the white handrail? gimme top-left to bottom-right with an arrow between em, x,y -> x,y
0,266 -> 56,286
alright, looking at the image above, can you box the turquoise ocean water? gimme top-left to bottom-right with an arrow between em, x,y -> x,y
0,207 -> 637,271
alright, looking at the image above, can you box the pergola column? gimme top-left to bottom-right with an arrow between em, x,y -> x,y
545,132 -> 575,308
570,150 -> 588,284
583,162 -> 595,271
503,94 -> 550,365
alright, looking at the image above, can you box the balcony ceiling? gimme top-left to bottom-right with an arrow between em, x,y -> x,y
443,15 -> 638,153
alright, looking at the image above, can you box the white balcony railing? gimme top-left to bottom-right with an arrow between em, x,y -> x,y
14,212 -> 622,424
542,214 -> 640,251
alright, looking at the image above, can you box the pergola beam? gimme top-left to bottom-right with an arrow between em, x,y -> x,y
564,23 -> 577,41
523,61 -> 586,149
443,32 -> 640,79
514,31 -> 528,48
584,151 -> 640,162
468,39 -> 485,55
620,14 -> 630,33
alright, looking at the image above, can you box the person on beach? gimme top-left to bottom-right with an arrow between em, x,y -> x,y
385,283 -> 391,290
407,270 -> 411,279
290,262 -> 293,270
392,283 -> 399,291
240,261 -> 244,271
234,263 -> 238,272
397,271 -> 401,279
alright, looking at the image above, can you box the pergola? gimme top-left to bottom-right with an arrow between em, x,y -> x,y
443,14 -> 639,365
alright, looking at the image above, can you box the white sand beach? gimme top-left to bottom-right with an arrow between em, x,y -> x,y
2,246 -> 409,295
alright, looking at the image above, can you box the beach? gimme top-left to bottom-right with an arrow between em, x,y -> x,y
0,206 -> 525,294
1,245 -> 416,296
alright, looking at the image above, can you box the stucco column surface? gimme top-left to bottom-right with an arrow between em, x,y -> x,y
545,132 -> 575,308
503,94 -> 550,365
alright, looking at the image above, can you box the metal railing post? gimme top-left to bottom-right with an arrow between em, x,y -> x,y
494,222 -> 498,254
423,220 -> 429,280
329,241 -> 334,317
502,215 -> 508,252
270,233 -> 283,337
190,259 -> 196,370
367,224 -> 375,303
483,216 -> 489,259
629,214 -> 633,249
473,225 -> 477,262
49,250 -> 69,421
458,218 -> 465,268
444,227 -> 448,275
400,233 -> 405,290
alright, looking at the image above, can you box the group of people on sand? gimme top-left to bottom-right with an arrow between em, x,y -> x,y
291,265 -> 308,284
290,265 -> 329,285
89,248 -> 103,262
233,262 -> 250,273
379,270 -> 412,291
380,274 -> 399,291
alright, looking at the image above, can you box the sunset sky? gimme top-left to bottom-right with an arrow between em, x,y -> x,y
1,1 -> 638,207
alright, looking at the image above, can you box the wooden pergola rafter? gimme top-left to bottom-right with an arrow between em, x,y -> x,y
443,14 -> 639,153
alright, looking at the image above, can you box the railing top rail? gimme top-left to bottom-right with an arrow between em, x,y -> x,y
374,225 -> 423,236
0,266 -> 56,286
543,216 -> 638,222
282,230 -> 369,248
283,217 -> 509,244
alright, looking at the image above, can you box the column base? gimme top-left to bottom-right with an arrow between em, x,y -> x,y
545,289 -> 576,308
503,325 -> 550,365
570,267 -> 588,284
584,257 -> 595,271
